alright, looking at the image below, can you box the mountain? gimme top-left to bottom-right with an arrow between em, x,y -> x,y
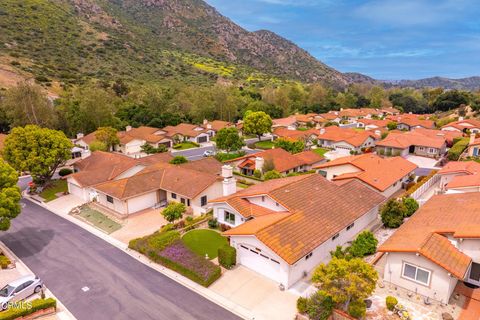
393,76 -> 480,90
0,0 -> 349,88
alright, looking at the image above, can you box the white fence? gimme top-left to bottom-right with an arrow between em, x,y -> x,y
409,174 -> 440,204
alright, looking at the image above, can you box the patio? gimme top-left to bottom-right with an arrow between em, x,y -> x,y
405,154 -> 441,170
111,208 -> 168,243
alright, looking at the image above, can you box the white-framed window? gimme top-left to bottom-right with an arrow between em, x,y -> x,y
402,262 -> 431,286
428,148 -> 435,154
224,211 -> 235,225
106,195 -> 114,204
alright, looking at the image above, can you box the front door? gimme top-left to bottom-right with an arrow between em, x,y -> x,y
409,145 -> 415,153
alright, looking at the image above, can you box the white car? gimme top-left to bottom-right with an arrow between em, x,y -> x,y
0,275 -> 44,310
203,150 -> 215,157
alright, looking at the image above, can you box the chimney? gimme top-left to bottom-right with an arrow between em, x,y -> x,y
221,165 -> 236,196
374,130 -> 381,136
255,157 -> 265,172
320,128 -> 326,135
76,133 -> 84,139
470,133 -> 476,145
459,116 -> 464,121
203,119 -> 208,125
126,125 -> 132,132
315,123 -> 321,130
207,124 -> 212,129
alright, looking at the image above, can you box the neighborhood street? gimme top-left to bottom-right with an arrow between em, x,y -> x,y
0,198 -> 241,320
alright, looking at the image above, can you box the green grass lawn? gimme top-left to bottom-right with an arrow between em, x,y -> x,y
254,140 -> 274,149
297,127 -> 309,131
182,229 -> 228,259
236,182 -> 250,189
312,148 -> 329,156
173,142 -> 199,150
354,128 -> 365,132
76,207 -> 122,234
39,179 -> 68,202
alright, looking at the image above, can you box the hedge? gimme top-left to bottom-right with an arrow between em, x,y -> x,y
0,298 -> 56,320
0,255 -> 10,269
447,137 -> 470,161
58,168 -> 73,177
403,170 -> 438,197
128,231 -> 180,254
218,245 -> 236,269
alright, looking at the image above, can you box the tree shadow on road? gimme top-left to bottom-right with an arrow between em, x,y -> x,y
0,227 -> 55,259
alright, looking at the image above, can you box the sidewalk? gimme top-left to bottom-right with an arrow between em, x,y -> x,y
23,193 -> 256,320
0,241 -> 76,320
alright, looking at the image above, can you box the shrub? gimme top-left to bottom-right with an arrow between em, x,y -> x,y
349,231 -> 378,257
447,137 -> 469,161
186,216 -> 193,222
208,218 -> 218,229
218,245 -> 236,269
264,170 -> 281,180
128,230 -> 180,253
386,296 -> 398,311
348,299 -> 366,318
403,197 -> 419,217
0,255 -> 10,269
160,224 -> 175,232
170,156 -> 188,164
297,297 -> 308,314
381,199 -> 407,228
0,298 -> 56,320
58,168 -> 73,177
253,169 -> 262,179
162,202 -> 186,222
306,291 -> 334,320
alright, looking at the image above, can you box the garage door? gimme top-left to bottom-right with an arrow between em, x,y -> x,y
238,244 -> 283,283
68,182 -> 84,200
197,136 -> 208,143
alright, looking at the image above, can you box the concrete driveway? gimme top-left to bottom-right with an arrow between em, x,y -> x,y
111,208 -> 168,243
46,194 -> 84,215
210,266 -> 297,320
404,155 -> 440,169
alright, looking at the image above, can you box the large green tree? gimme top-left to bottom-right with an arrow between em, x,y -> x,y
0,82 -> 58,128
215,128 -> 244,153
273,138 -> 305,154
380,199 -> 407,228
243,111 -> 272,140
312,258 -> 378,313
95,127 -> 120,151
3,125 -> 73,184
0,161 -> 21,231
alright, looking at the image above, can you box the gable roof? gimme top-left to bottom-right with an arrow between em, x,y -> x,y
273,127 -> 318,141
376,130 -> 446,149
226,148 -> 322,173
294,150 -> 325,165
437,161 -> 480,176
447,174 -> 480,189
315,154 -> 417,192
272,116 -> 297,127
442,119 -> 480,131
219,174 -> 385,264
316,126 -> 377,147
378,193 -> 480,279
162,123 -> 206,138
386,114 -> 435,129
117,126 -> 170,144
202,120 -> 232,132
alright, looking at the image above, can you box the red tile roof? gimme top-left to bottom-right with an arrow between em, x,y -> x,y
386,114 -> 435,129
162,123 -> 206,138
316,126 -> 377,147
315,154 -> 417,192
117,126 -> 170,144
216,174 -> 385,264
376,130 -> 446,149
378,193 -> 480,279
441,119 -> 480,131
438,161 -> 480,175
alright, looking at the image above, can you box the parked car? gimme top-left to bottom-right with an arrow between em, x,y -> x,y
0,275 -> 44,310
203,150 -> 215,157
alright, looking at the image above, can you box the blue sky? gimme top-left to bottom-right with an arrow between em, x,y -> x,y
205,0 -> 480,80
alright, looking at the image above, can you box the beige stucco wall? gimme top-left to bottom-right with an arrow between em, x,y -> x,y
97,192 -> 127,215
383,252 -> 458,304
317,164 -> 361,180
126,191 -> 158,214
190,182 -> 224,215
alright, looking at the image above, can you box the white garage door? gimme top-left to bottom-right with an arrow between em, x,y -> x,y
68,182 -> 84,200
238,244 -> 283,283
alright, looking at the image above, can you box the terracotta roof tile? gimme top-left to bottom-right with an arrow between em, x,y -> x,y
379,193 -> 480,278
316,126 -> 377,147
162,123 -> 206,138
294,150 -> 324,165
376,130 -> 446,149
441,119 -> 480,131
447,174 -> 480,189
226,148 -> 310,173
437,161 -> 480,175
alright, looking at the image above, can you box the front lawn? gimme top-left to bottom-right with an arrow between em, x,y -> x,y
173,142 -> 199,150
39,179 -> 67,202
254,140 -> 274,150
182,229 -> 228,259
312,148 -> 329,156
76,206 -> 122,234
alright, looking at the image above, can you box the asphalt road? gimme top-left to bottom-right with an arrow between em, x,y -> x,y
0,199 -> 241,320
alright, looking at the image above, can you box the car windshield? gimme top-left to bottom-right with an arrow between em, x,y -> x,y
0,285 -> 14,297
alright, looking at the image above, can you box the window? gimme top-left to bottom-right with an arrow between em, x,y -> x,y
319,170 -> 327,177
429,148 -> 435,154
225,211 -> 235,224
201,196 -> 207,207
332,233 -> 340,241
402,262 -> 431,285
187,199 -> 191,206
171,193 -> 177,199
305,252 -> 313,260
106,195 -> 114,204
346,223 -> 354,231
262,196 -> 265,202
181,198 -> 185,204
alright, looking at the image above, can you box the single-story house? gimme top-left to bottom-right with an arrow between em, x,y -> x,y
211,174 -> 385,287
441,118 -> 480,134
378,193 -> 480,304
316,126 -> 378,153
386,114 -> 435,131
437,161 -> 480,193
317,113 -> 341,124
272,116 -> 298,130
272,127 -> 318,147
356,119 -> 391,131
376,130 -> 446,158
201,120 -> 234,136
380,107 -> 401,116
315,154 -> 417,198
92,161 -> 230,216
161,123 -> 211,144
115,126 -> 174,155
225,148 -> 325,177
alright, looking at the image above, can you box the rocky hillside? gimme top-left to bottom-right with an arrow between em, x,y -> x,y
394,76 -> 480,90
0,0 -> 349,88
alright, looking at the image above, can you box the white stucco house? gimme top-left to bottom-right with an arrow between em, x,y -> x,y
162,123 -> 211,144
210,174 -> 385,288
315,126 -> 378,154
315,154 -> 417,198
441,118 -> 480,134
437,161 -> 480,194
379,193 -> 480,304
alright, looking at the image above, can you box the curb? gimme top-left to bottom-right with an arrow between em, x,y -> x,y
22,194 -> 255,320
0,241 -> 77,320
